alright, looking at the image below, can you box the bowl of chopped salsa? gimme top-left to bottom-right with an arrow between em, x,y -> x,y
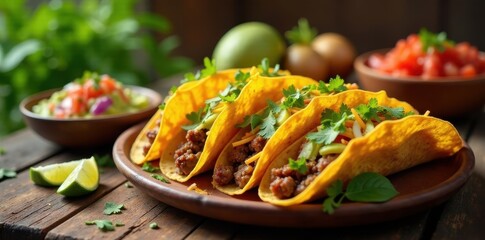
354,29 -> 485,118
20,72 -> 162,148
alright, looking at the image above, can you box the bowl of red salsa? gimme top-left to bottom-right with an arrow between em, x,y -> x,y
20,72 -> 162,148
354,29 -> 485,118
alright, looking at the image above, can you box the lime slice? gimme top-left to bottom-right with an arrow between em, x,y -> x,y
30,160 -> 82,186
57,157 -> 99,197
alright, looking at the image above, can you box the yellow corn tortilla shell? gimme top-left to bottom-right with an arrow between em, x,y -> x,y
258,108 -> 464,205
213,89 -> 417,195
130,70 -> 238,164
160,73 -> 317,182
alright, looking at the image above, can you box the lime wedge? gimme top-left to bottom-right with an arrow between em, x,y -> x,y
57,157 -> 99,197
30,160 -> 82,186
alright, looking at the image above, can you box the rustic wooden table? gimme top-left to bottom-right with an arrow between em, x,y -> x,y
1,75 -> 484,240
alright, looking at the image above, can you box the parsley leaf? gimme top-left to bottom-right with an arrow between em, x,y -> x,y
141,162 -> 159,173
103,202 -> 125,215
258,111 -> 277,139
85,220 -> 115,231
288,157 -> 308,174
258,58 -> 282,77
0,168 -> 16,181
322,173 -> 398,214
151,174 -> 171,184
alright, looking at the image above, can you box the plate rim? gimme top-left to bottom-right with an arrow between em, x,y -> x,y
113,123 -> 475,228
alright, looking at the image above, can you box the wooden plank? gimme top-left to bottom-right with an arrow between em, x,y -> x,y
232,212 -> 429,239
46,182 -> 203,239
186,219 -> 237,240
0,152 -> 126,240
432,107 -> 485,239
0,129 -> 60,170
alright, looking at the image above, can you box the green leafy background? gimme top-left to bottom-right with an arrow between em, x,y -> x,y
0,0 -> 193,137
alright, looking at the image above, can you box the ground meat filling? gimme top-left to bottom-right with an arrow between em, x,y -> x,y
270,153 -> 339,199
174,129 -> 207,175
143,118 -> 161,155
213,135 -> 267,188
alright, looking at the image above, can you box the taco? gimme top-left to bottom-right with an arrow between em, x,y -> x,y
130,70 -> 238,164
257,91 -> 464,206
212,76 -> 358,195
160,72 -> 317,182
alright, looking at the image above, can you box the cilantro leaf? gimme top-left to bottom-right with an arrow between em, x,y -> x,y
288,157 -> 308,174
169,85 -> 178,95
103,202 -> 125,215
285,18 -> 317,45
237,114 -> 263,130
322,173 -> 398,214
235,70 -> 250,86
306,128 -> 340,145
267,100 -> 282,114
219,92 -> 238,102
141,162 -> 159,173
327,75 -> 348,92
307,109 -> 348,144
151,174 -> 171,184
419,28 -> 454,53
0,168 -> 16,181
85,220 -> 115,231
282,85 -> 305,109
258,58 -> 282,77
159,103 -> 166,111
181,57 -> 217,83
258,111 -> 277,139
182,109 -> 203,130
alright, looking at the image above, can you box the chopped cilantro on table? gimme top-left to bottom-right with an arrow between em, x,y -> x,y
0,168 -> 16,181
151,174 -> 170,184
85,220 -> 115,231
103,202 -> 125,215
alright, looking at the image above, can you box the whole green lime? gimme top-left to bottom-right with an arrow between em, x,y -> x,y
212,22 -> 286,70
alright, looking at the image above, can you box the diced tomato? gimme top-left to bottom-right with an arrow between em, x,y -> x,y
83,79 -> 104,100
460,64 -> 477,77
100,75 -> 117,94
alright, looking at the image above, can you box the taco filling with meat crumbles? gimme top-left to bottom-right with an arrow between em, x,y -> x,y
212,76 -> 358,194
269,98 -> 414,199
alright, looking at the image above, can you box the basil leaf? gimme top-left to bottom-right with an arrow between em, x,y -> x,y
345,172 -> 398,202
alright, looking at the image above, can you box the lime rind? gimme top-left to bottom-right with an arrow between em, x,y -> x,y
30,160 -> 81,186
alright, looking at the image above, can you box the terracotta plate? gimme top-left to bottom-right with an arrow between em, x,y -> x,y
113,123 -> 475,228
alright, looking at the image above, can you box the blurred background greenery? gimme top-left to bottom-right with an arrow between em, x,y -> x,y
0,0 -> 193,138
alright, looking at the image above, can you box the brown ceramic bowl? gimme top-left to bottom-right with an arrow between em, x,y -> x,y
354,49 -> 485,118
20,86 -> 162,148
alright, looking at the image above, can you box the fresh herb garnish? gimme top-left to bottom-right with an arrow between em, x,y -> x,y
288,157 -> 308,174
181,108 -> 204,131
149,222 -> 159,229
0,168 -> 16,181
159,102 -> 166,111
419,28 -> 454,53
181,57 -> 217,83
85,220 -> 115,231
318,75 -> 348,93
354,98 -> 412,122
285,18 -> 316,45
103,202 -> 125,215
282,85 -> 305,109
141,162 -> 160,173
258,111 -> 277,139
322,172 -> 398,214
307,108 -> 349,145
151,174 -> 170,184
259,58 -> 282,77
237,114 -> 263,130
169,85 -> 178,95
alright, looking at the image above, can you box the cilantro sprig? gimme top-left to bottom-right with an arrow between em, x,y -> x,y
259,58 -> 282,77
323,172 -> 398,214
288,157 -> 308,174
181,57 -> 217,83
141,162 -> 160,173
151,174 -> 170,184
419,28 -> 454,53
285,18 -> 317,45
